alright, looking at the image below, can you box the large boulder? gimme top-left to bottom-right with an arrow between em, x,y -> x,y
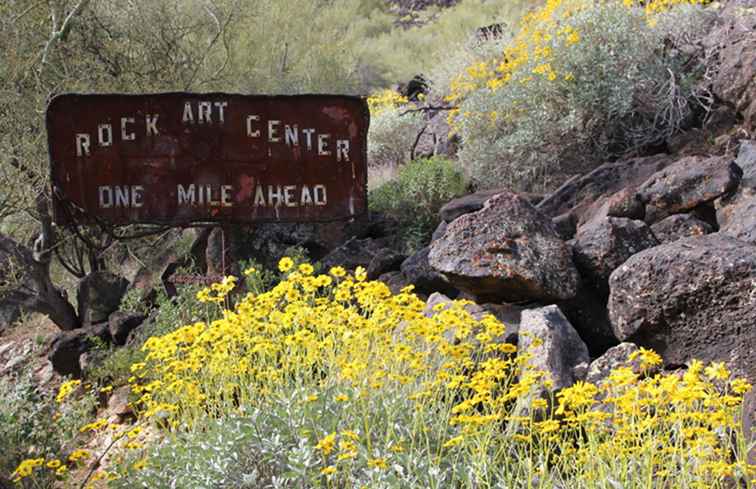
429,191 -> 579,303
517,305 -> 590,391
537,154 -> 672,219
608,234 -> 756,381
424,292 -> 522,345
636,155 -> 742,224
48,324 -> 110,377
718,193 -> 756,245
572,217 -> 659,296
710,20 -> 756,131
400,247 -> 458,297
650,214 -> 713,244
77,271 -> 129,325
440,189 -> 542,223
108,311 -> 147,346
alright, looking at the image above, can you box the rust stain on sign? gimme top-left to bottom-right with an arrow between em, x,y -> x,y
46,93 -> 369,226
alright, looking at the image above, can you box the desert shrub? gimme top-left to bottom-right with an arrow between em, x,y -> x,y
367,89 -> 426,171
15,261 -> 755,488
96,262 -> 753,488
2,371 -> 97,487
369,156 -> 467,252
446,0 -> 716,191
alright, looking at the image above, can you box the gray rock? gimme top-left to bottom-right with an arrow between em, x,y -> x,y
637,155 -> 742,224
77,272 -> 129,325
650,214 -> 713,244
431,220 -> 448,242
377,271 -> 410,295
573,217 -> 659,296
401,247 -> 458,297
608,234 -> 756,380
736,140 -> 756,182
423,292 -> 521,345
517,305 -> 590,392
429,191 -> 579,303
585,342 -> 655,385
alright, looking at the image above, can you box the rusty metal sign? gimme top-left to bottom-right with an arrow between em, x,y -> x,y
46,93 -> 369,226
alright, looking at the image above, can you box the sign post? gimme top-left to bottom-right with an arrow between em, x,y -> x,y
46,93 -> 369,227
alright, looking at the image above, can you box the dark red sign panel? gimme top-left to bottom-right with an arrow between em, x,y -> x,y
46,93 -> 369,226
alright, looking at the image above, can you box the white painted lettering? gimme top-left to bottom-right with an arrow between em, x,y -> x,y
132,186 -> 144,208
207,184 -> 220,206
318,134 -> 331,156
182,102 -> 195,124
115,186 -> 129,207
254,185 -> 266,206
268,120 -> 281,143
268,185 -> 283,206
285,124 -> 299,147
246,115 -> 261,138
300,185 -> 313,206
146,114 -> 159,135
98,124 -> 113,147
99,186 -> 113,208
221,185 -> 233,207
178,184 -> 196,205
284,185 -> 296,207
199,102 -> 212,124
121,118 -> 136,141
336,139 -> 350,162
302,128 -> 316,151
214,102 -> 228,123
314,185 -> 327,206
76,134 -> 91,157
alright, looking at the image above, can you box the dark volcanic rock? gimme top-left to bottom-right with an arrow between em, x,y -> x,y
377,271 -> 410,295
711,23 -> 756,132
108,311 -> 147,346
573,217 -> 659,296
518,305 -> 590,391
439,189 -> 504,223
557,284 -> 618,357
576,187 -> 646,228
429,192 -> 579,303
431,220 -> 448,242
537,154 -> 672,219
585,343 -> 641,385
48,324 -> 110,377
716,186 -> 756,245
650,214 -> 713,244
321,238 -> 388,271
367,249 -> 406,280
608,234 -> 756,380
77,272 -> 129,325
637,155 -> 742,224
552,212 -> 577,241
401,247 -> 458,297
736,140 -> 756,182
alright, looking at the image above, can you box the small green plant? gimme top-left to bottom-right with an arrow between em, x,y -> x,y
369,156 -> 467,252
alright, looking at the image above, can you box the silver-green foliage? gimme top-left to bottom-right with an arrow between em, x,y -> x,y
455,3 -> 715,191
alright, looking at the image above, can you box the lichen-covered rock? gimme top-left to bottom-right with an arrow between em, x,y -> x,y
573,217 -> 659,295
429,191 -> 579,302
517,305 -> 590,391
650,214 -> 713,244
608,234 -> 756,380
637,155 -> 742,224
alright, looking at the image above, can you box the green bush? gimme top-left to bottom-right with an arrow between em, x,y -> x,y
369,157 -> 467,252
446,0 -> 715,191
0,371 -> 97,488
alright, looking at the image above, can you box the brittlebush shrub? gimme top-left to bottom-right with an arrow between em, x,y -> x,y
369,156 -> 467,252
18,261 -> 754,488
447,0 -> 716,191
